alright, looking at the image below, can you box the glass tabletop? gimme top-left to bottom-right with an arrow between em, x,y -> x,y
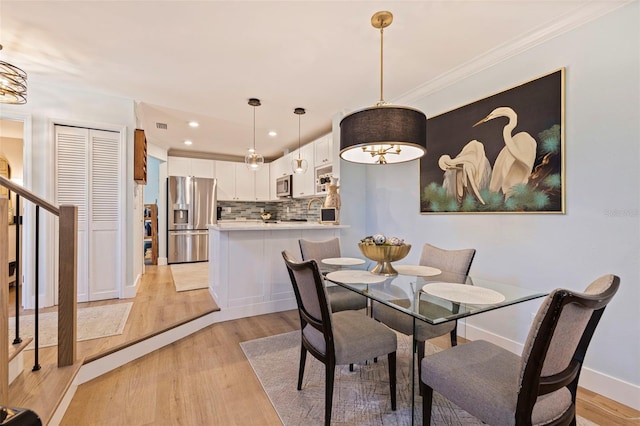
325,269 -> 547,325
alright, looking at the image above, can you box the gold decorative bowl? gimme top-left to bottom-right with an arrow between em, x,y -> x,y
358,243 -> 411,276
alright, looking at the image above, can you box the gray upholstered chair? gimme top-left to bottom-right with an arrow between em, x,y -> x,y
299,237 -> 368,312
372,243 -> 475,381
420,274 -> 620,426
282,250 -> 397,426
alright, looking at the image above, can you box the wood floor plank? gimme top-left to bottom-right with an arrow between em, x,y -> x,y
61,308 -> 640,425
7,264 -> 218,424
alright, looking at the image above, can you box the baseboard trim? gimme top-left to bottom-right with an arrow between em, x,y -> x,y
463,323 -> 640,411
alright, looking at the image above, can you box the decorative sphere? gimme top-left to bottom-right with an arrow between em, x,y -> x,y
387,237 -> 404,246
373,234 -> 387,245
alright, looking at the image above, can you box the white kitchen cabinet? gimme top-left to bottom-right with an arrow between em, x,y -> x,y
234,165 -> 255,200
216,161 -> 237,200
292,143 -> 315,198
191,158 -> 216,178
314,134 -> 333,167
255,166 -> 270,201
168,156 -> 215,178
216,160 -> 268,201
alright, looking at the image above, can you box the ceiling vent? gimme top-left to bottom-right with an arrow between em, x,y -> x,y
156,122 -> 168,130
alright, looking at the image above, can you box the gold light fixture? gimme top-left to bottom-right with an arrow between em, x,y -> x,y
291,107 -> 308,174
245,98 -> 264,171
0,44 -> 27,104
339,11 -> 426,165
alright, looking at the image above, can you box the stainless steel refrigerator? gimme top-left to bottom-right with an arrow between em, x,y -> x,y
167,176 -> 217,264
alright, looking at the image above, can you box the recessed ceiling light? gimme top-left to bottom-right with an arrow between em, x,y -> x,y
188,121 -> 199,128
268,131 -> 277,137
184,140 -> 193,145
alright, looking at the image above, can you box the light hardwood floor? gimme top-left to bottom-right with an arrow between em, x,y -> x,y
60,266 -> 640,425
7,263 -> 218,423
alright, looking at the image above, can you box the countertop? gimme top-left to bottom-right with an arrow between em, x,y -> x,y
209,220 -> 349,231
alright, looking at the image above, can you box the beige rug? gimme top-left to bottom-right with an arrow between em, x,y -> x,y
9,302 -> 132,350
241,331 -> 599,426
170,262 -> 209,292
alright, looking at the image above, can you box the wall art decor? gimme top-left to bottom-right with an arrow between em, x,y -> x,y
420,68 -> 565,214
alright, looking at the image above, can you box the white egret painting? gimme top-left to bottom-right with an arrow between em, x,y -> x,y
420,69 -> 564,213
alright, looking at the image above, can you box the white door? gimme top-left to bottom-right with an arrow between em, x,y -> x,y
55,125 -> 121,302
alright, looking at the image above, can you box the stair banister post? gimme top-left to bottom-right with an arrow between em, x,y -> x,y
0,199 -> 9,401
57,205 -> 78,367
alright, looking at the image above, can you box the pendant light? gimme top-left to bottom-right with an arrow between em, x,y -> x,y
339,11 -> 426,165
291,107 -> 307,174
0,44 -> 27,104
245,98 -> 264,171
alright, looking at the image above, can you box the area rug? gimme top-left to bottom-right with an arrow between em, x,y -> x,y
8,302 -> 133,350
241,331 -> 598,426
170,261 -> 209,292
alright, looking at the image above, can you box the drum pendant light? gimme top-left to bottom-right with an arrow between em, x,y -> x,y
0,44 -> 27,104
291,107 -> 308,174
339,11 -> 426,165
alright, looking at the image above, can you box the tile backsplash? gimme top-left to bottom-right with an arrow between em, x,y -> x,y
218,198 -> 325,222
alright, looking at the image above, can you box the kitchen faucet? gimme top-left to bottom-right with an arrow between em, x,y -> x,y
307,197 -> 324,221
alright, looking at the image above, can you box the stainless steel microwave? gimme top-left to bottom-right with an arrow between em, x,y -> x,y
276,175 -> 293,198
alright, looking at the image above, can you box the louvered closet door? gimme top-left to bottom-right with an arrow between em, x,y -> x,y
55,126 -> 121,302
56,126 -> 90,302
88,130 -> 120,300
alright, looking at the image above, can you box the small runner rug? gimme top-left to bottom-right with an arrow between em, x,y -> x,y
171,262 -> 209,292
241,331 -> 598,426
9,302 -> 132,350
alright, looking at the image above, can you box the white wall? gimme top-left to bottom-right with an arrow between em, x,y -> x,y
0,77 -> 140,304
341,2 -> 639,408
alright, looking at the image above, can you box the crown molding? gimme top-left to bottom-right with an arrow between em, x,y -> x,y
394,1 -> 632,106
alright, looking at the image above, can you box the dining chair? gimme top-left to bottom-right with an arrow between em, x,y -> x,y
282,250 -> 397,426
372,243 -> 475,382
420,274 -> 620,426
299,237 -> 368,312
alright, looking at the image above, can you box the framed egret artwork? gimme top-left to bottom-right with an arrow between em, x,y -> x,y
420,68 -> 565,214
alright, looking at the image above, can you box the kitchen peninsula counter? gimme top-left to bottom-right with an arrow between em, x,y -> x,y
208,221 -> 348,321
210,221 -> 349,231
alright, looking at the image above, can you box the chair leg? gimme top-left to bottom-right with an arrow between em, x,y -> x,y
297,346 -> 307,391
450,323 -> 458,347
325,362 -> 335,426
421,382 -> 433,426
417,339 -> 425,396
388,351 -> 397,411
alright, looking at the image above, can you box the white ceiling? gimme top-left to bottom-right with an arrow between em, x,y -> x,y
0,1 -> 629,161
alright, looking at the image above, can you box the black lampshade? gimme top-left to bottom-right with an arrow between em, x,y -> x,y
339,105 -> 427,164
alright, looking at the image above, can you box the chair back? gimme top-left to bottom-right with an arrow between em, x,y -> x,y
299,237 -> 341,262
282,250 -> 334,341
516,274 -> 620,423
419,243 -> 476,275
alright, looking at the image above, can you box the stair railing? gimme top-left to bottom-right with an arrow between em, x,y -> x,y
0,175 -> 78,403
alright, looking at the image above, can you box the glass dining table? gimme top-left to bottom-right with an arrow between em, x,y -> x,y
323,260 -> 548,424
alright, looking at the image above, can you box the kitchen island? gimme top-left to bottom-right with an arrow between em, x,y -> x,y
209,221 -> 349,321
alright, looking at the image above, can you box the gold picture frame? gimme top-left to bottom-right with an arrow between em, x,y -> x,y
420,68 -> 565,214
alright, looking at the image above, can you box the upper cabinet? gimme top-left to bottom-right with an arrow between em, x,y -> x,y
292,144 -> 315,198
134,129 -> 147,184
314,134 -> 333,167
168,156 -> 215,178
216,160 -> 269,201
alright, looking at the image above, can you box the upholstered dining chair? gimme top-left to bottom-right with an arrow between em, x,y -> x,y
299,237 -> 368,312
282,250 -> 397,426
372,243 -> 476,381
420,274 -> 620,426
